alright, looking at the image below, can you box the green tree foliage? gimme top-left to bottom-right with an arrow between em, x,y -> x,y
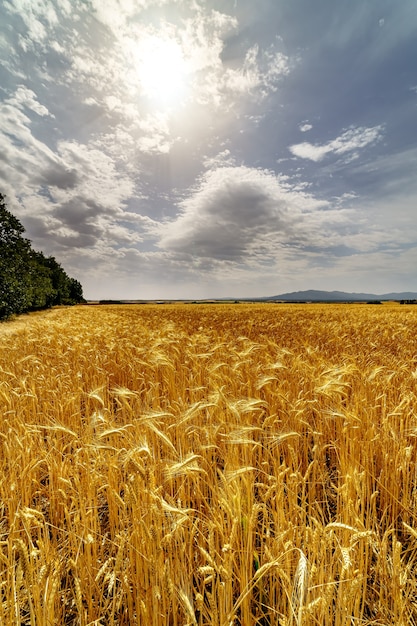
0,193 -> 85,321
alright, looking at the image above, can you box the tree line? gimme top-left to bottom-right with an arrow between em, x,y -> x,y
0,192 -> 85,321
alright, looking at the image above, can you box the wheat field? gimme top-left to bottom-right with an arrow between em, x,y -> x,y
1,303 -> 417,625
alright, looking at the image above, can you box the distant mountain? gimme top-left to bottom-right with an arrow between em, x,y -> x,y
266,290 -> 417,302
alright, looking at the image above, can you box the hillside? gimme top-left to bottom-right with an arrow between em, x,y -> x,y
267,290 -> 417,302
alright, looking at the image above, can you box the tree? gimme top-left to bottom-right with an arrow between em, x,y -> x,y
27,250 -> 55,309
68,278 -> 85,304
40,255 -> 71,305
0,192 -> 85,320
0,193 -> 32,319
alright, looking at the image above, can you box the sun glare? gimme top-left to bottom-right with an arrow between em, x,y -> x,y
135,36 -> 188,106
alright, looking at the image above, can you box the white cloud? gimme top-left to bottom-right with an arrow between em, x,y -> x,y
135,113 -> 173,154
263,50 -> 291,90
289,125 -> 384,162
299,122 -> 313,132
10,85 -> 53,117
27,2 -> 292,170
88,0 -> 175,36
289,142 -> 329,162
222,45 -> 290,103
0,95 -> 65,195
3,0 -> 61,47
2,0 -> 294,176
55,140 -> 135,208
0,90 -> 148,254
78,3 -> 289,113
223,45 -> 261,95
203,149 -> 236,169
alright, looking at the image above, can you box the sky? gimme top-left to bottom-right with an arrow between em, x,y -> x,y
1,0 -> 417,300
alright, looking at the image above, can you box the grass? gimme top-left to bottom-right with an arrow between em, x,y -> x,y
1,303 -> 417,624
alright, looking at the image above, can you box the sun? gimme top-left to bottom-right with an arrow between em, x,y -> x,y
135,35 -> 188,106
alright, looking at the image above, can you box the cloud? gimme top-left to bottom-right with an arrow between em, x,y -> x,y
289,125 -> 384,162
159,166 -> 332,265
38,164 -> 79,190
86,3 -> 290,114
135,113 -> 173,154
2,0 -> 295,169
22,190 -> 151,254
49,196 -> 145,248
299,122 -> 313,132
10,85 -> 54,117
0,89 -> 146,253
0,91 -> 134,207
203,149 -> 236,169
55,140 -> 135,208
28,136 -> 152,252
0,94 -> 66,196
222,45 -> 290,101
88,0 -> 177,36
3,0 -> 55,44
